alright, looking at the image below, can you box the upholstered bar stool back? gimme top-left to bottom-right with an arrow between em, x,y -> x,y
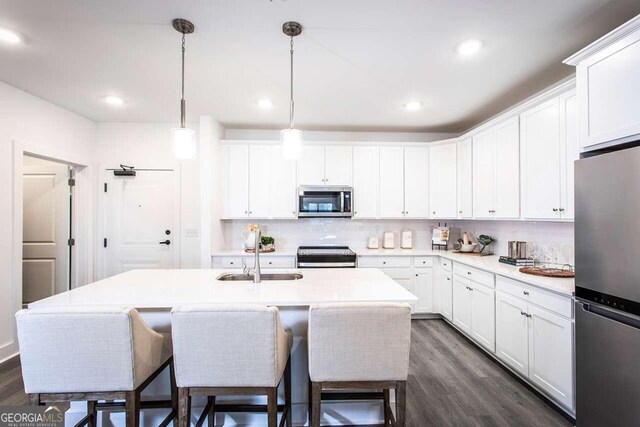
307,302 -> 412,427
16,306 -> 175,427
171,304 -> 293,427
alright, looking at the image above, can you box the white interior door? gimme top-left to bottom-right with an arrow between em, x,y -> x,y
22,160 -> 70,304
105,170 -> 179,277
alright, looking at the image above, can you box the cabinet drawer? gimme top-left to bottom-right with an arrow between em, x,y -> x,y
496,275 -> 572,318
440,258 -> 453,272
260,257 -> 296,269
380,268 -> 413,280
220,257 -> 244,268
413,257 -> 434,268
453,262 -> 495,289
358,256 -> 411,268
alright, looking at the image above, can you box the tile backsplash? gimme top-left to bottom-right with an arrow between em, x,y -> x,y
220,219 -> 575,265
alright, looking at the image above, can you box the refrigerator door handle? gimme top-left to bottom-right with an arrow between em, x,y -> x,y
580,301 -> 640,330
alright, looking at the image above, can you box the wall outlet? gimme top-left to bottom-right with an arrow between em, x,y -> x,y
185,228 -> 199,238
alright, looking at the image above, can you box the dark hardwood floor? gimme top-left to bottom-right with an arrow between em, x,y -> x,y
0,320 -> 571,426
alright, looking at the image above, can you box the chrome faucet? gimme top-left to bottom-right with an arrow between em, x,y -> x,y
243,228 -> 262,283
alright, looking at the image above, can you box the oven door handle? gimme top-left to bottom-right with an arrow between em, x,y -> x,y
297,262 -> 356,268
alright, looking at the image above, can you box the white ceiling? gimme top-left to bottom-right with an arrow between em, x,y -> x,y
0,0 -> 638,132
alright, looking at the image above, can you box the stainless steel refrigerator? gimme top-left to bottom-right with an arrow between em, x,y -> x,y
575,145 -> 640,426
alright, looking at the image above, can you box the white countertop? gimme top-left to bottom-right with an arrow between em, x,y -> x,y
212,250 -> 298,257
355,248 -> 575,296
29,268 -> 417,309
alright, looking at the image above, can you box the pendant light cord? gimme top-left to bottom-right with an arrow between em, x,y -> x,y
289,35 -> 295,129
180,32 -> 186,128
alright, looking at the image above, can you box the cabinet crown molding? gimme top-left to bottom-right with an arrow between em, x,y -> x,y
564,14 -> 640,66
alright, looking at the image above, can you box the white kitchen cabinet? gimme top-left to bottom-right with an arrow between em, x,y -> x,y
452,276 -> 472,334
472,129 -> 495,218
470,281 -> 496,352
564,17 -> 640,150
297,145 -> 352,186
248,145 -> 271,218
493,117 -> 520,218
473,117 -> 520,219
496,291 -> 529,377
528,304 -> 574,410
520,98 -> 562,219
559,90 -> 578,220
439,270 -> 453,321
521,92 -> 578,221
297,146 -> 326,186
226,145 -> 250,218
353,146 -> 379,218
269,145 -> 297,218
429,143 -> 457,218
457,138 -> 473,218
379,147 -> 405,218
324,146 -> 353,185
404,146 -> 429,218
414,268 -> 434,313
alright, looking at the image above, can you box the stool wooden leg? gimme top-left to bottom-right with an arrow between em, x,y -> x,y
311,382 -> 322,427
170,360 -> 178,422
383,389 -> 391,426
87,400 -> 98,427
267,388 -> 278,427
178,388 -> 191,427
125,390 -> 140,427
207,396 -> 215,427
284,359 -> 292,427
395,381 -> 406,427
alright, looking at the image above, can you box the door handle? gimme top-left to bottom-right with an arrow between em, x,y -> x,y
159,240 -> 171,245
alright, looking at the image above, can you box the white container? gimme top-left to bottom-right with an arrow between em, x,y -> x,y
401,230 -> 413,249
367,236 -> 380,249
383,232 -> 395,249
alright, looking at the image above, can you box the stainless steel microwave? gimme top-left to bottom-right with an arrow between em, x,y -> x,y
297,186 -> 353,218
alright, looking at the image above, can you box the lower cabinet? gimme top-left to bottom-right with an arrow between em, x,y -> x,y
439,270 -> 453,322
452,273 -> 496,352
211,255 -> 296,269
414,268 -> 434,313
496,289 -> 575,411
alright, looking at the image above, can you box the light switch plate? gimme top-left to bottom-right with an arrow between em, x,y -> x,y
185,228 -> 199,238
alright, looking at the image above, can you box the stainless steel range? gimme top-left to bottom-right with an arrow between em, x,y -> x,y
296,246 -> 357,268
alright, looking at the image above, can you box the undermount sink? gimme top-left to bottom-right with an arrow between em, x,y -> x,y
216,273 -> 303,281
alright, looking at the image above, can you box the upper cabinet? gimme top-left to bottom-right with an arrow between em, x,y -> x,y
456,139 -> 473,218
353,146 -> 379,219
472,117 -> 520,219
379,147 -> 405,218
520,91 -> 578,220
564,16 -> 640,150
224,144 -> 297,219
429,143 -> 457,218
297,145 -> 353,186
404,146 -> 430,218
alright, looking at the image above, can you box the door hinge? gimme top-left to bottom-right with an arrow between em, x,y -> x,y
104,183 -> 108,192
68,238 -> 75,246
103,238 -> 107,248
68,178 -> 76,187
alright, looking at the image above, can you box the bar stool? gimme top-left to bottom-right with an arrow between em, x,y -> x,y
16,306 -> 176,427
307,302 -> 412,427
171,304 -> 292,427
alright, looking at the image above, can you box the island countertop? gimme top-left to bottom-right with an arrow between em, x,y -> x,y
29,268 -> 418,309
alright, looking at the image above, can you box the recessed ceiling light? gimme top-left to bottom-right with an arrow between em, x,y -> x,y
258,99 -> 274,109
0,27 -> 22,44
403,101 -> 423,111
456,39 -> 483,56
103,95 -> 124,106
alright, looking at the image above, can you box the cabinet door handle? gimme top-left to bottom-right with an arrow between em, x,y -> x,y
433,211 -> 436,214
520,311 -> 527,316
446,277 -> 450,281
459,210 -> 463,214
467,271 -> 472,275
523,291 -> 529,296
553,208 -> 559,212
383,261 -> 387,265
559,208 -> 565,212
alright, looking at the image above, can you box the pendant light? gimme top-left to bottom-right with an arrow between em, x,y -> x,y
281,22 -> 303,160
171,19 -> 196,159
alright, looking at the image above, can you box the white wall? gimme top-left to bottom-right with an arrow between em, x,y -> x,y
95,122 -> 204,270
0,81 -> 96,363
221,219 -> 575,265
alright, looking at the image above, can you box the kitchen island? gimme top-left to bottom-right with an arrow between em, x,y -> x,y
30,268 -> 416,426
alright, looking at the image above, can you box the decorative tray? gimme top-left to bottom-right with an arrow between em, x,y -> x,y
519,266 -> 575,278
452,251 -> 491,257
244,248 -> 276,253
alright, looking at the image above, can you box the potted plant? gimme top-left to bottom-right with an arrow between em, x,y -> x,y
260,235 -> 275,251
